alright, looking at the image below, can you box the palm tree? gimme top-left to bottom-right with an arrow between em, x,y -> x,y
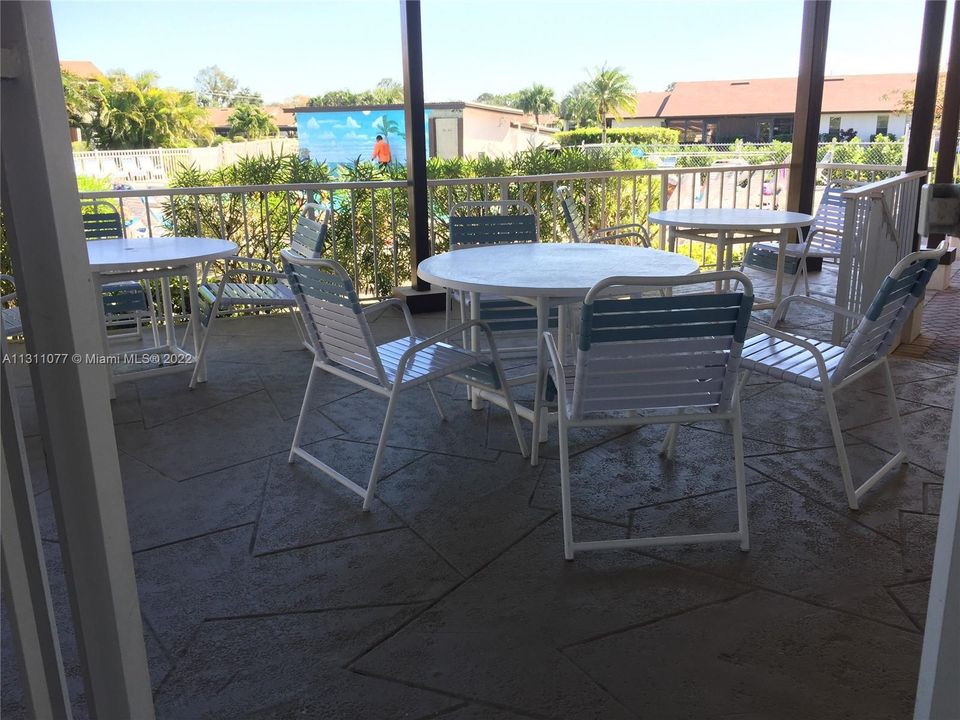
373,113 -> 404,142
560,82 -> 598,129
227,104 -> 277,140
587,64 -> 635,144
517,83 -> 557,128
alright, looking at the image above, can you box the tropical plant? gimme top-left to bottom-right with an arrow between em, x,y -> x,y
587,64 -> 635,144
62,69 -> 92,127
227,104 -> 278,139
307,79 -> 404,107
73,70 -> 212,149
372,113 -> 404,142
559,82 -> 598,129
474,91 -> 523,108
516,83 -> 557,127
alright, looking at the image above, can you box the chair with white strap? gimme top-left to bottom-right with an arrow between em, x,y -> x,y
743,183 -> 848,296
739,242 -> 948,510
533,271 -> 755,559
557,186 -> 653,246
189,203 -> 329,388
282,251 -> 528,510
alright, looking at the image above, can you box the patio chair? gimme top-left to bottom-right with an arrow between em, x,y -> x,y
446,200 -> 559,358
81,199 -> 158,344
282,251 -> 528,510
739,242 -> 948,510
189,202 -> 329,388
532,271 -> 754,559
743,184 -> 848,296
1,275 -> 22,339
556,186 -> 652,246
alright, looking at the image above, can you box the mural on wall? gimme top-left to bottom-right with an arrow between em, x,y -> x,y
296,108 -> 432,167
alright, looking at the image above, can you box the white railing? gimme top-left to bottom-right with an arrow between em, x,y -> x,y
834,170 -> 929,342
73,139 -> 298,185
77,162 -> 908,300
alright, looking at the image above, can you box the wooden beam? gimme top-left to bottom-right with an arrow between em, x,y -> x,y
0,2 -> 155,717
400,0 -> 430,291
787,0 -> 831,217
932,1 -> 960,191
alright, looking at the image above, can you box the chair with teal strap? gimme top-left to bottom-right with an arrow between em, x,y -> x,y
283,251 -> 528,510
80,199 -> 158,343
739,242 -> 948,509
556,185 -> 653,246
189,202 -> 329,388
533,270 -> 755,559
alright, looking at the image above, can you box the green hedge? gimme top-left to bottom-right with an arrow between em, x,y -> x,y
554,126 -> 681,146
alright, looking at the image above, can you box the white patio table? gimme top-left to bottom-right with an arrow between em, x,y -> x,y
417,242 -> 699,424
87,236 -> 237,387
648,208 -> 814,309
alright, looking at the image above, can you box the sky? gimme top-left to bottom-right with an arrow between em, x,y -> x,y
51,0 -> 951,104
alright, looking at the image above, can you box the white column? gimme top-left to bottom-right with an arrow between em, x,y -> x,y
914,366 -> 960,719
0,3 -> 155,718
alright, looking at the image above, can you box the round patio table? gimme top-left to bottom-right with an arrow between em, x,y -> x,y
648,208 -> 814,309
87,236 -> 237,386
418,242 -> 699,417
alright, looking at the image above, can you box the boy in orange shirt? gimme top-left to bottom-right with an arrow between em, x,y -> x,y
371,135 -> 391,166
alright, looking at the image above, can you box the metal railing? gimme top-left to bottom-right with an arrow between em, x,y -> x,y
78,162 -> 909,301
834,170 -> 929,341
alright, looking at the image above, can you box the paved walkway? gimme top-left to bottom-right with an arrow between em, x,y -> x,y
2,272 -> 955,719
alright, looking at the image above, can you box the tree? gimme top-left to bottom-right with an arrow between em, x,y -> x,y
308,80 -> 403,107
78,70 -> 212,149
516,83 -> 557,127
194,65 -> 262,107
587,64 -> 635,144
370,78 -> 403,104
559,82 -> 598,129
889,75 -> 946,124
228,104 -> 277,139
372,113 -> 404,142
474,91 -> 523,108
62,69 -> 92,127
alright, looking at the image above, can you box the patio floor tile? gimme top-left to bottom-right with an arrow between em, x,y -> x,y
565,590 -> 920,720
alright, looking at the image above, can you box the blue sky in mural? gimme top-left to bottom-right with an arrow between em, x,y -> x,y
297,109 -> 432,167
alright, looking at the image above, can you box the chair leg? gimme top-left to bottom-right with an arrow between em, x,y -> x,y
188,299 -> 219,389
488,348 -> 528,458
823,385 -> 858,510
532,353 -> 546,465
659,423 -> 680,459
364,386 -> 402,511
288,363 -> 320,463
426,382 -> 446,421
146,281 -> 160,347
731,409 -> 749,551
882,358 -> 908,463
558,413 -> 575,560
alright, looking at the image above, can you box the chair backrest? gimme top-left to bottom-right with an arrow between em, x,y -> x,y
80,199 -> 125,240
569,271 -> 754,418
280,250 -> 386,385
448,200 -> 537,249
831,243 -> 947,383
290,202 -> 331,258
807,184 -> 848,254
556,186 -> 587,243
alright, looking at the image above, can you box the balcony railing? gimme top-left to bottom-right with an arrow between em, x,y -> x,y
78,162 -> 907,300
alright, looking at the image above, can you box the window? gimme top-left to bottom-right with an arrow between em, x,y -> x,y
772,117 -> 794,140
876,114 -> 889,136
829,116 -> 841,133
757,120 -> 771,143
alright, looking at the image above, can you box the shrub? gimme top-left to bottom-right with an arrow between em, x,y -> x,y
554,126 -> 681,146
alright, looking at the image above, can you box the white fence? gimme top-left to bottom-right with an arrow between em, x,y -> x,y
73,139 -> 298,185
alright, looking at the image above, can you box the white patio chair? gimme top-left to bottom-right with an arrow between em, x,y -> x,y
282,251 -> 528,510
743,183 -> 848,296
739,242 -> 948,510
557,186 -> 653,246
532,271 -> 755,559
445,200 -> 560,358
80,199 -> 159,344
189,203 -> 329,388
1,275 -> 22,339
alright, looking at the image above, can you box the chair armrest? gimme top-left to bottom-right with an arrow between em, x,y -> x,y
590,223 -> 651,247
221,268 -> 287,282
771,294 -> 863,327
394,319 -> 498,384
363,297 -> 417,335
229,256 -> 281,272
746,321 -> 832,381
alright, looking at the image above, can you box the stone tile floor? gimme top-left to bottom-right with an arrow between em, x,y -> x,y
2,265 -> 956,720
